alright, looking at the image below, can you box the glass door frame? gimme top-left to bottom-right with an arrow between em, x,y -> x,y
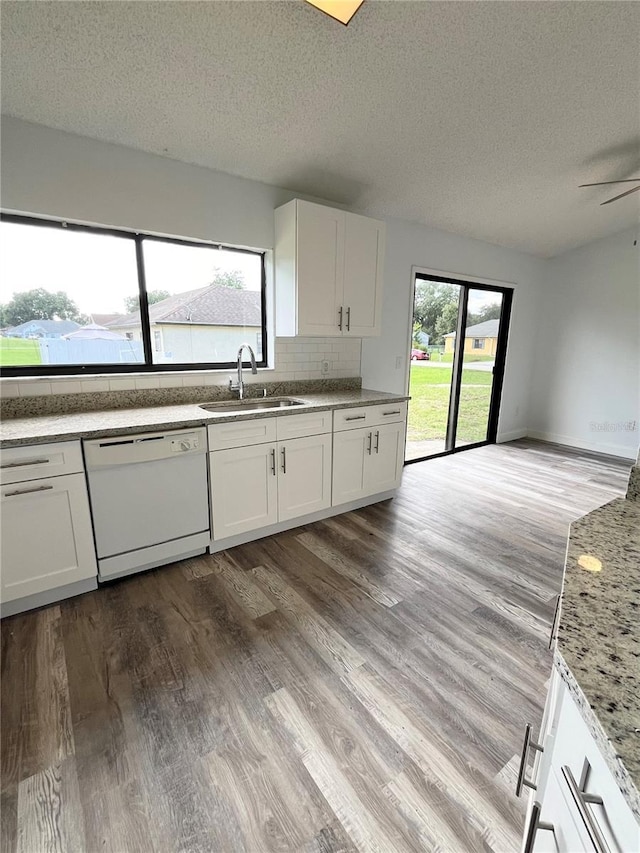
404,272 -> 513,466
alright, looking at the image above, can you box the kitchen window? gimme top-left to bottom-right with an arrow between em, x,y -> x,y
0,214 -> 267,375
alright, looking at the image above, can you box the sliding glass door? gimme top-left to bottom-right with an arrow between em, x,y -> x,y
405,275 -> 512,463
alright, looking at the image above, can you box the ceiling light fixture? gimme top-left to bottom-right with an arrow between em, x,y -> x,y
305,0 -> 364,25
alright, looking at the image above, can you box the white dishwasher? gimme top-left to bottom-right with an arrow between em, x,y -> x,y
84,427 -> 210,581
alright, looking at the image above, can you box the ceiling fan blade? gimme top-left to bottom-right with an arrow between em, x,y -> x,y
580,179 -> 640,187
601,185 -> 640,205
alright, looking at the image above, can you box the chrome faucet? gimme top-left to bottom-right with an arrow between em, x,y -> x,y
229,343 -> 257,399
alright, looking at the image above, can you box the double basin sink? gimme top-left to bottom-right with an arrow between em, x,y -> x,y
199,397 -> 307,414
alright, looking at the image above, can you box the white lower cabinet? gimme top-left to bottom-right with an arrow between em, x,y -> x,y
332,420 -> 404,506
521,669 -> 640,853
1,472 -> 97,605
209,429 -> 332,540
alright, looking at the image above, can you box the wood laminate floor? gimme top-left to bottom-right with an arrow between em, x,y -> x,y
1,440 -> 631,853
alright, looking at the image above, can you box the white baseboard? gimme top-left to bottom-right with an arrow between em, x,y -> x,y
526,430 -> 637,461
209,489 -> 397,553
497,428 -> 528,443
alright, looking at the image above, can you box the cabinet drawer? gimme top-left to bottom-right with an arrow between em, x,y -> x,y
207,418 -> 277,451
276,411 -> 332,440
333,402 -> 407,432
0,441 -> 84,485
365,402 -> 408,427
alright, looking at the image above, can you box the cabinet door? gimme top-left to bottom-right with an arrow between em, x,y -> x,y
0,473 -> 97,603
278,434 -> 332,522
332,428 -> 369,506
296,201 -> 345,336
342,212 -> 385,337
544,677 -> 640,852
0,440 -> 84,485
364,422 -> 404,495
210,445 -> 278,539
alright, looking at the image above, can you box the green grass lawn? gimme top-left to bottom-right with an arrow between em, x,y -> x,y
0,338 -> 42,366
407,364 -> 493,444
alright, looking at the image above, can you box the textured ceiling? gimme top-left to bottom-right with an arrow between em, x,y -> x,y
2,1 -> 639,257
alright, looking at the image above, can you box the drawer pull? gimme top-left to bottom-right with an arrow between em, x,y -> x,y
523,802 -> 554,853
5,484 -> 54,497
382,410 -> 401,416
1,458 -> 50,469
549,593 -> 561,649
562,762 -> 610,853
516,724 -> 544,797
344,415 -> 366,421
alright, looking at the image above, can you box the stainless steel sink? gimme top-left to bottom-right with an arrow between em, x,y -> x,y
199,397 -> 306,413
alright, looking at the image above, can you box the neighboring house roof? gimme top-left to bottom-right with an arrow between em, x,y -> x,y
107,284 -> 261,328
6,319 -> 81,336
90,313 -> 122,326
444,319 -> 500,338
64,323 -> 127,341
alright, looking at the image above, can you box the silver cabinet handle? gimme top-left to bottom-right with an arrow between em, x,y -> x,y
338,306 -> 343,331
345,415 -> 366,421
374,430 -> 380,453
281,446 -> 286,474
1,458 -> 50,469
382,410 -> 401,416
270,448 -> 276,476
346,306 -> 351,331
523,802 -> 554,853
549,593 -> 561,649
4,484 -> 54,497
516,724 -> 544,797
367,432 -> 372,455
562,762 -> 610,853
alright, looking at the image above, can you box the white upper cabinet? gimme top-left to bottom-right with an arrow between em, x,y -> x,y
275,199 -> 385,338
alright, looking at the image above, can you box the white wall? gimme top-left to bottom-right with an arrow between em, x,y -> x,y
1,118 -> 287,250
528,228 -> 639,458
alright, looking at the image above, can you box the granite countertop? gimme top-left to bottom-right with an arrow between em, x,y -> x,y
555,496 -> 640,818
0,389 -> 409,447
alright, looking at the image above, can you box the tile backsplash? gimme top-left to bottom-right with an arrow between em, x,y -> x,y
0,337 -> 362,399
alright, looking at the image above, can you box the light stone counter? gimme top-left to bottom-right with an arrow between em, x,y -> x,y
555,496 -> 640,819
0,388 -> 409,448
